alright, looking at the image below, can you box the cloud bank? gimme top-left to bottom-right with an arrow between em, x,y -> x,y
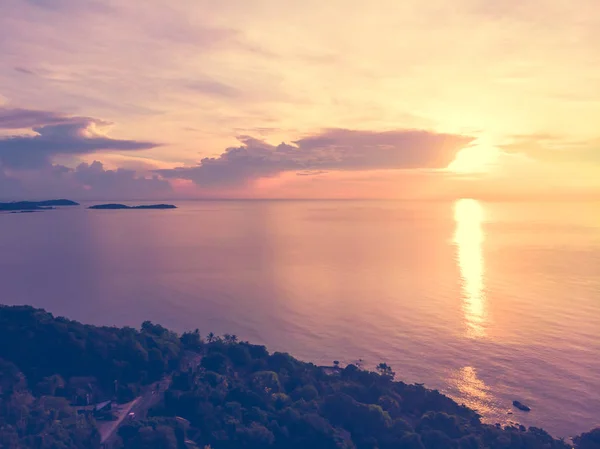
0,107 -> 168,200
0,160 -> 171,200
0,104 -> 477,199
158,129 -> 473,187
0,107 -> 159,169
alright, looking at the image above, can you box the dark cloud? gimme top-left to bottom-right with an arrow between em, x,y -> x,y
23,0 -> 112,14
0,107 -> 72,129
157,129 -> 473,187
294,129 -> 471,169
0,107 -> 159,169
69,161 -> 172,199
0,165 -> 23,197
0,160 -> 171,200
158,136 -> 295,187
14,67 -> 36,76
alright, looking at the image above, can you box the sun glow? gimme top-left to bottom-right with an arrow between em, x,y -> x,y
448,146 -> 500,174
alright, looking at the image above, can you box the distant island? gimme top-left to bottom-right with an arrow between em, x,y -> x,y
89,203 -> 177,210
0,304 -> 597,449
0,199 -> 80,211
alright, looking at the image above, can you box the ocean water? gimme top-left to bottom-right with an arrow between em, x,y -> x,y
1,199 -> 599,438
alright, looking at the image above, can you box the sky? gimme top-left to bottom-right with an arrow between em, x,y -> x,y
1,0 -> 599,200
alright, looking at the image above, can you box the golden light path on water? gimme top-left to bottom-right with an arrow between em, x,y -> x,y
454,198 -> 487,339
450,200 -> 497,420
452,366 -> 490,411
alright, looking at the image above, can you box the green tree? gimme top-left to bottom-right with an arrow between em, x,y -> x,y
377,363 -> 395,380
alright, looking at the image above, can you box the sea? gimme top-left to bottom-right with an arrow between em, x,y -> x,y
1,199 -> 599,438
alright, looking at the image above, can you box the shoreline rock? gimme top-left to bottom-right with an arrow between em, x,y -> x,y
513,400 -> 532,412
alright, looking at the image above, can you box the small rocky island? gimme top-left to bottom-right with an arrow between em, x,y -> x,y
89,203 -> 177,210
0,199 -> 80,211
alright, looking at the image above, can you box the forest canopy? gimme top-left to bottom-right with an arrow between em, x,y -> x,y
0,305 -> 597,449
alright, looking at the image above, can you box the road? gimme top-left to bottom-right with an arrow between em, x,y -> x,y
98,398 -> 140,443
99,352 -> 202,448
100,376 -> 172,448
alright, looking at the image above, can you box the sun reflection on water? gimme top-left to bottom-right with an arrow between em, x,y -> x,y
451,366 -> 494,416
454,199 -> 488,338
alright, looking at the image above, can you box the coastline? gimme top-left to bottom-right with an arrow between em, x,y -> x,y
0,304 -> 597,449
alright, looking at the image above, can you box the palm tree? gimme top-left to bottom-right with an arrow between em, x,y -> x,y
207,332 -> 215,343
230,334 -> 238,343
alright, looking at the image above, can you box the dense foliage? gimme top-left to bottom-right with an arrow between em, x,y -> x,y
0,358 -> 99,448
575,429 -> 600,449
0,305 -> 182,400
0,305 -> 598,449
0,200 -> 79,211
146,339 -> 577,449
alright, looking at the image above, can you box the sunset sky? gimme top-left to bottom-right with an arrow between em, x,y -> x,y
1,0 -> 599,200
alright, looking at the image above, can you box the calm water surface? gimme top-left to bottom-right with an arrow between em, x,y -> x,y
1,200 -> 599,437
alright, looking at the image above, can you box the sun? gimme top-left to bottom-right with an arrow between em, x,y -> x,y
448,146 -> 500,174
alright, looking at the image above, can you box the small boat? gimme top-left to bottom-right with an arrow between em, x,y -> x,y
512,401 -> 531,412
